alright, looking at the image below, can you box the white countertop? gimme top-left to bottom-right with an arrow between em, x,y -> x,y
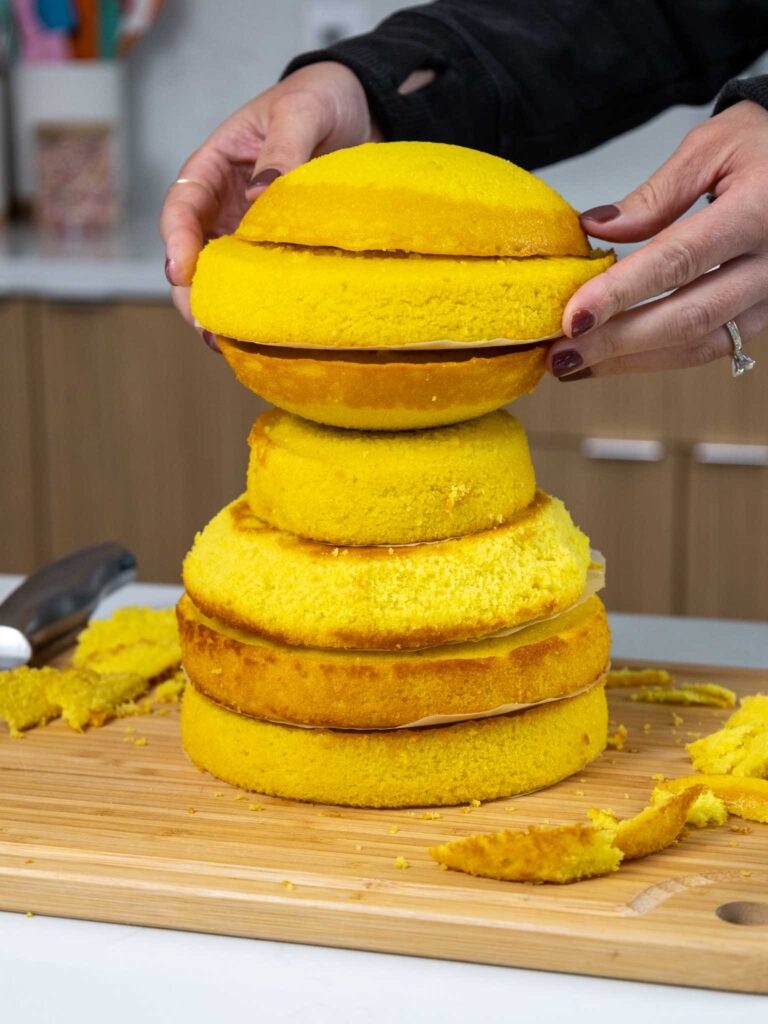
0,220 -> 168,300
1,575 -> 766,1022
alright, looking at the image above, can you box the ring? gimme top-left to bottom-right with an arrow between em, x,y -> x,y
173,177 -> 217,200
724,320 -> 756,377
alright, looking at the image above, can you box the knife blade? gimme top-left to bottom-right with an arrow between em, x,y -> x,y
0,543 -> 137,671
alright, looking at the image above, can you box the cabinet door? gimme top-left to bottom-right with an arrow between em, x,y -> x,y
0,300 -> 42,573
37,301 -> 268,582
684,447 -> 768,620
529,438 -> 681,614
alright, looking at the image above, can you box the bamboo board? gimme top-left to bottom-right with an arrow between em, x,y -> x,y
0,658 -> 766,993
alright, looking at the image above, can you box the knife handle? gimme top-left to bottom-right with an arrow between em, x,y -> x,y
0,543 -> 137,655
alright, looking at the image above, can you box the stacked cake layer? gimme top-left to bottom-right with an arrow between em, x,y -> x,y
180,410 -> 610,807
180,141 -> 614,808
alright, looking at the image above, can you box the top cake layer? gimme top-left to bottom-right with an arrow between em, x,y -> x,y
236,142 -> 590,258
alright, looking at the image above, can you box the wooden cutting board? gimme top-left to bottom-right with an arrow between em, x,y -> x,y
0,658 -> 766,993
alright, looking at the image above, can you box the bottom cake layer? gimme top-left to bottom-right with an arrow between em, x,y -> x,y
181,682 -> 608,808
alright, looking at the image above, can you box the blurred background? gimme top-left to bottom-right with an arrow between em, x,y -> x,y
1,0 -> 766,620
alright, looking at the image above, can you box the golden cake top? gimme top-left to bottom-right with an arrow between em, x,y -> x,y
235,141 -> 590,257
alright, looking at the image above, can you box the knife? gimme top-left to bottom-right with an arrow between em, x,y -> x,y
0,543 -> 137,671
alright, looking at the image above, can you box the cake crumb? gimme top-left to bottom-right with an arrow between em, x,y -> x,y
235,794 -> 246,801
504,806 -> 517,813
248,804 -> 263,812
133,737 -> 147,747
730,825 -> 752,835
214,791 -> 223,798
575,790 -> 585,797
354,844 -> 363,852
419,811 -> 442,820
672,713 -> 684,727
187,807 -> 196,815
389,825 -> 400,834
606,667 -> 673,689
729,840 -> 739,847
651,774 -> 666,782
470,799 -> 482,808
282,880 -> 295,891
740,870 -> 752,878
394,856 -> 409,870
631,683 -> 736,708
607,724 -> 627,751
25,912 -> 33,918
642,723 -> 652,734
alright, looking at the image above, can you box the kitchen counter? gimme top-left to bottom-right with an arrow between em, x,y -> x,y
0,574 -> 766,1023
0,220 -> 167,300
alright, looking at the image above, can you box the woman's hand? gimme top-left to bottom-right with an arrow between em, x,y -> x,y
160,62 -> 378,329
548,100 -> 768,380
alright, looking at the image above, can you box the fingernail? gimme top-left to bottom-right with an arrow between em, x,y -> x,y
581,204 -> 620,223
552,350 -> 583,378
248,167 -> 281,189
570,309 -> 596,337
165,257 -> 176,286
558,367 -> 593,383
201,329 -> 221,354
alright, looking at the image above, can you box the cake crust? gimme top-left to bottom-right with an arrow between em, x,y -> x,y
178,593 -> 610,728
218,340 -> 547,430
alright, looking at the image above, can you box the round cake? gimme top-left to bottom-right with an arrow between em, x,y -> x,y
182,491 -> 591,650
218,340 -> 547,432
191,236 -> 614,349
247,409 -> 536,545
191,141 -> 615,429
235,141 -> 591,257
181,680 -> 608,808
178,593 -> 610,729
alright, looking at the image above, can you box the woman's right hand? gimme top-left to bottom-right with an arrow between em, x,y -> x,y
160,61 -> 378,328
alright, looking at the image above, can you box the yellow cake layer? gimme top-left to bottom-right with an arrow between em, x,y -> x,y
219,339 -> 547,430
182,491 -> 591,651
247,409 -> 536,545
236,142 -> 590,258
181,680 -> 608,808
191,237 -> 614,349
178,593 -> 610,729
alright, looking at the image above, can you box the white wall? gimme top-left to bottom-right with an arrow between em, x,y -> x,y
127,0 -> 766,221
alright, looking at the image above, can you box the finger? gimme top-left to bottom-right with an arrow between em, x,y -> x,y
580,121 -> 717,242
563,191 -> 762,337
160,155 -> 224,285
244,91 -> 335,196
170,285 -> 194,324
559,302 -> 766,379
550,252 -> 768,376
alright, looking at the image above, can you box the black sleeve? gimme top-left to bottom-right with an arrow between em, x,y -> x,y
714,72 -> 768,114
284,0 -> 768,168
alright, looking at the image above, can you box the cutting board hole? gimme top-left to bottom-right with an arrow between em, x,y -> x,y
716,901 -> 768,926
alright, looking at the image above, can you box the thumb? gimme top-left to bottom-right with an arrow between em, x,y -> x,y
579,127 -> 715,242
245,91 -> 334,197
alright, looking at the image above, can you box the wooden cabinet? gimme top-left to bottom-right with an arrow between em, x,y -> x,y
0,302 -> 43,573
684,447 -> 768,620
529,437 -> 681,614
33,301 -> 267,582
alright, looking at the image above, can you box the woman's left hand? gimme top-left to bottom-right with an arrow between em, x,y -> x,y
548,100 -> 768,380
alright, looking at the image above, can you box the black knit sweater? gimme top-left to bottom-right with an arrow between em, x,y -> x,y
285,0 -> 768,168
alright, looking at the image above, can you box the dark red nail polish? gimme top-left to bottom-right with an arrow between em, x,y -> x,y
202,329 -> 221,354
558,367 -> 593,382
249,167 -> 281,189
552,350 -> 583,377
165,257 -> 175,286
581,204 -> 620,223
570,309 -> 595,337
